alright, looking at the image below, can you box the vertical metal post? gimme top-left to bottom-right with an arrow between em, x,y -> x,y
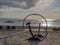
38,23 -> 41,36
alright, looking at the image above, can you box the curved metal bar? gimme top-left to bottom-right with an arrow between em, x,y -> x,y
26,22 -> 35,38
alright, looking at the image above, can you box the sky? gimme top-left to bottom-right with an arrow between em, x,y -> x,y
0,0 -> 60,19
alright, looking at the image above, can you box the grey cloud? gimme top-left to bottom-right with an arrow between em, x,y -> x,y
43,0 -> 60,11
0,0 -> 39,9
49,0 -> 60,8
53,0 -> 60,7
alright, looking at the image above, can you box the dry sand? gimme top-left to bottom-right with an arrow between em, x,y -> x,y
0,31 -> 60,45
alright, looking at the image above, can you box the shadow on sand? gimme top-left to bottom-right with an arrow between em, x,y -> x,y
27,39 -> 41,45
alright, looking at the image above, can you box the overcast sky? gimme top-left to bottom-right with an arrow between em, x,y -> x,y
0,0 -> 60,19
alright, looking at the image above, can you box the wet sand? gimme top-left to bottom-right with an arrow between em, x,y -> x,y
0,31 -> 60,45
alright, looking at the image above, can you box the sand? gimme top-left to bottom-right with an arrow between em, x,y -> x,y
0,31 -> 60,45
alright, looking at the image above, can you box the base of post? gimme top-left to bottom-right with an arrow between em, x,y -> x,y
28,37 -> 40,41
27,35 -> 43,41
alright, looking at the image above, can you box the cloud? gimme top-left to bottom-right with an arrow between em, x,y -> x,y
0,7 -> 20,12
0,0 -> 54,10
52,0 -> 60,7
30,0 -> 54,13
0,0 -> 55,19
41,0 -> 60,14
39,0 -> 54,9
0,0 -> 39,9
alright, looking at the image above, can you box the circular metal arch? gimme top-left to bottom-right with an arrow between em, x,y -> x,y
23,13 -> 48,41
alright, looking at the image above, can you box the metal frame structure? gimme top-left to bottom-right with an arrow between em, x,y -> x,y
23,14 -> 48,41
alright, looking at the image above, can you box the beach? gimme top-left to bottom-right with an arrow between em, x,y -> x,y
0,30 -> 60,45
